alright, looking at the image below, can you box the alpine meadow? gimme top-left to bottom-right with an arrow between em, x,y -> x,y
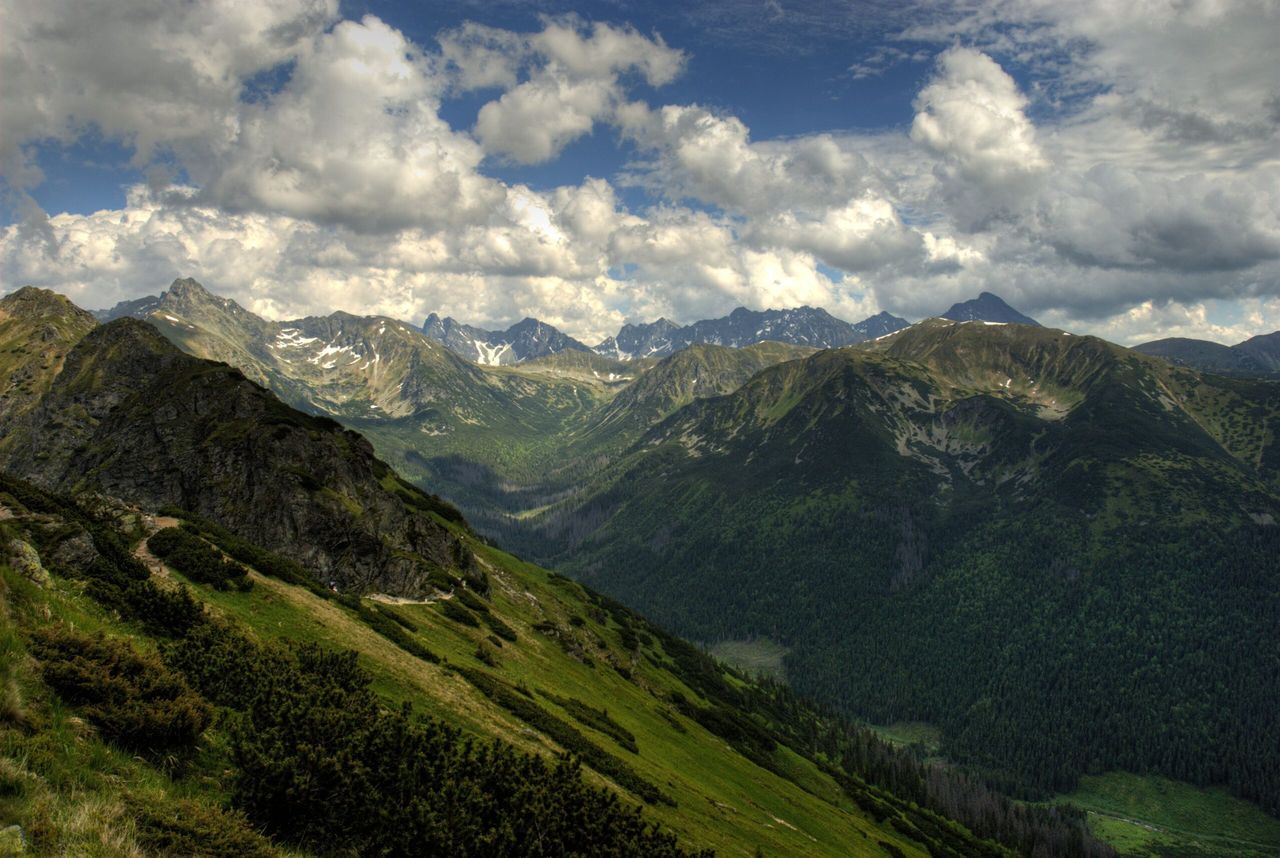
3,2 -> 1280,857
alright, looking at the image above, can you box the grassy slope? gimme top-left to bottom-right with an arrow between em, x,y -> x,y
188,536 -> 938,858
0,566 -> 287,857
1056,773 -> 1280,858
0,505 -> 1001,857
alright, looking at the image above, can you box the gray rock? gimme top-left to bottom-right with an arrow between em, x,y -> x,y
5,538 -> 48,587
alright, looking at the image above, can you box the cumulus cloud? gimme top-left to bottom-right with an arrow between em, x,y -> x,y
2,0 -> 1280,345
910,47 -> 1047,227
199,16 -> 504,233
0,0 -> 338,185
618,103 -> 876,215
468,19 -> 686,164
745,195 -> 924,273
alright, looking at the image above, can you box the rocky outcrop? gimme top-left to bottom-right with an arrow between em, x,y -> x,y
3,319 -> 473,596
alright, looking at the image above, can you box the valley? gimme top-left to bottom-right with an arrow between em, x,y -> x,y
3,281 -> 1278,857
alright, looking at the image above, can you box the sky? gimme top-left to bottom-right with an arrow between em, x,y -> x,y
1,0 -> 1278,346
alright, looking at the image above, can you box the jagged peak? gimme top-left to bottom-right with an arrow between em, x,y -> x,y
165,277 -> 215,300
941,292 -> 1041,327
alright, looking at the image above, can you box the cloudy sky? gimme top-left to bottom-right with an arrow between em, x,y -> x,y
1,0 -> 1278,345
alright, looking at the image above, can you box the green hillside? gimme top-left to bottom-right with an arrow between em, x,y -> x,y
0,296 -> 1111,855
514,320 -> 1280,823
0,470 -> 1092,857
0,288 -> 96,427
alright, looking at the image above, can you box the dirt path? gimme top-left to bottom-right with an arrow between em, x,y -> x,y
367,592 -> 451,605
131,515 -> 181,578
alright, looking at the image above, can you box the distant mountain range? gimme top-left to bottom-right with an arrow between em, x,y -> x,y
17,276 -> 1280,836
1135,332 -> 1280,377
591,306 -> 911,360
422,313 -> 593,366
99,287 -> 1059,368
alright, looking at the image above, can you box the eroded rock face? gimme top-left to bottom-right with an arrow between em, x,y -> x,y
3,319 -> 473,597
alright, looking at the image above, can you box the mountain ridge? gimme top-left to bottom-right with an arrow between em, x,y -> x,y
1135,331 -> 1280,377
0,287 -> 1112,858
509,318 -> 1280,821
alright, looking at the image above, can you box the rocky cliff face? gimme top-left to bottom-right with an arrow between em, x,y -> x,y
3,319 -> 474,596
422,312 -> 592,365
592,307 -> 910,359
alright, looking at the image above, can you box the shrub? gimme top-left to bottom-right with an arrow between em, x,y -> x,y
131,798 -> 275,858
541,691 -> 639,754
176,516 -> 328,597
453,586 -> 490,613
335,595 -> 440,664
29,626 -> 211,751
229,645 -> 700,855
481,611 -> 518,642
439,597 -> 480,628
148,528 -> 251,592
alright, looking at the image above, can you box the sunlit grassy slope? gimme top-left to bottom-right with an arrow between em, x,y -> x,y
0,500 -> 1011,857
1056,773 -> 1280,858
186,535 -> 946,858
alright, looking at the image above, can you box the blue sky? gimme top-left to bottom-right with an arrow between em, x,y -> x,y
2,0 -> 1278,345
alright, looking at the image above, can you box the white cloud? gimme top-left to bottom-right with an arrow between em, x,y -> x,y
2,0 -> 1280,347
0,0 -> 338,187
476,75 -> 614,164
469,19 -> 686,164
618,103 -> 876,216
532,18 -> 685,86
746,195 -> 924,273
910,47 -> 1047,227
199,16 -> 505,233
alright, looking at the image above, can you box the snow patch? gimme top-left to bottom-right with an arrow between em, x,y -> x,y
473,340 -> 513,366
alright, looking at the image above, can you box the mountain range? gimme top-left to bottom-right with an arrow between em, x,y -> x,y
99,287 -> 917,366
13,277 -> 1280,857
422,312 -> 594,365
590,306 -> 911,360
1134,331 -> 1280,377
0,284 -> 1121,857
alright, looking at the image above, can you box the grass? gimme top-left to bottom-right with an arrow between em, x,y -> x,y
1056,772 -> 1280,858
869,722 -> 943,755
0,567 -> 282,857
0,504 -> 1012,858
706,638 -> 790,683
172,537 -> 943,857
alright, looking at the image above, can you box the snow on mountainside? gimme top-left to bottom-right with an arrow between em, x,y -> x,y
422,313 -> 592,365
593,307 -> 910,360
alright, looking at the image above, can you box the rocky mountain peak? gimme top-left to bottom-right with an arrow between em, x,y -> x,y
941,292 -> 1041,326
1,286 -> 93,322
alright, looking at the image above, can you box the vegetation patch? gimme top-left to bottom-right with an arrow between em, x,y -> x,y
28,625 -> 211,751
149,526 -> 251,591
454,666 -> 672,806
540,690 -> 639,753
337,595 -> 440,664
